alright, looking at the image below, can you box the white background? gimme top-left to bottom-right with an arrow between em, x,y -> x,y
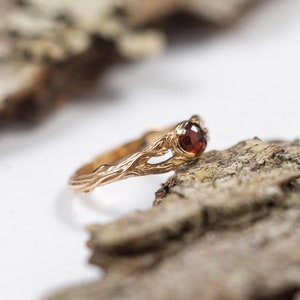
1,1 -> 300,299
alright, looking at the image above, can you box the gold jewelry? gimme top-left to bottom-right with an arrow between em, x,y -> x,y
69,115 -> 207,193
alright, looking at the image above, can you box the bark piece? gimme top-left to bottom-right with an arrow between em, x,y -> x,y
0,0 -> 256,123
47,139 -> 300,300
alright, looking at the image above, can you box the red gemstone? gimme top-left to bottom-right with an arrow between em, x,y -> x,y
179,122 -> 207,155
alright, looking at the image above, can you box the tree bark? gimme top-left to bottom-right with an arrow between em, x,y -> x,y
0,0 -> 256,123
47,139 -> 300,300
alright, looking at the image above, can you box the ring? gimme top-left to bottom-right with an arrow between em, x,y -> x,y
69,115 -> 207,193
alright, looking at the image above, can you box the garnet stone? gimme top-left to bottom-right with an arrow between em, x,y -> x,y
179,122 -> 207,155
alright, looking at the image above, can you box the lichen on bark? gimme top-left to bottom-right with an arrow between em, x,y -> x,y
0,0 -> 257,123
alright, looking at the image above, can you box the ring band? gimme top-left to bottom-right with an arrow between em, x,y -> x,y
69,115 -> 207,193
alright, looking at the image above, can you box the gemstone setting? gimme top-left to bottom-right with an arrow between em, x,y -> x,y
178,122 -> 207,155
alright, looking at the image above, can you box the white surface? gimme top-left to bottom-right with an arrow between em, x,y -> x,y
1,1 -> 300,299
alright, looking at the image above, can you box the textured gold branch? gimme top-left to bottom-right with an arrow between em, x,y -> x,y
69,116 -> 205,192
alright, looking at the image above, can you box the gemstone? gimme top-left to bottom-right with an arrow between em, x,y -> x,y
179,122 -> 207,155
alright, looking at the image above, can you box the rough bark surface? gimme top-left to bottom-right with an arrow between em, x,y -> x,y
47,139 -> 300,300
0,0 -> 255,123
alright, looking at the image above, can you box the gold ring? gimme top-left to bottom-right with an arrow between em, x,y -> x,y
69,115 -> 207,193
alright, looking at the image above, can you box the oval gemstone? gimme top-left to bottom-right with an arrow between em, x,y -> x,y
179,122 -> 207,155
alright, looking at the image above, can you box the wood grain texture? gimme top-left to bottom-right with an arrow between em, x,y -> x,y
47,139 -> 300,300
